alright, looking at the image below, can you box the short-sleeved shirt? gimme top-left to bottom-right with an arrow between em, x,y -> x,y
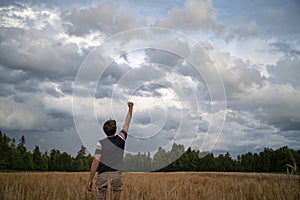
96,130 -> 127,173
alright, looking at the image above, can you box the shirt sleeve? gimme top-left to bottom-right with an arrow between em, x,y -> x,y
94,141 -> 102,155
118,129 -> 127,141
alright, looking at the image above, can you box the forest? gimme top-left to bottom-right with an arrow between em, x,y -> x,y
0,130 -> 299,173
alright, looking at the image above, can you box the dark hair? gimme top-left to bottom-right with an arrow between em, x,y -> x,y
103,119 -> 117,136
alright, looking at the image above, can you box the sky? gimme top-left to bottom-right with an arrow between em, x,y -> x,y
0,0 -> 299,160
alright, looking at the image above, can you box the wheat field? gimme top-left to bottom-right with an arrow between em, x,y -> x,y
0,172 -> 299,200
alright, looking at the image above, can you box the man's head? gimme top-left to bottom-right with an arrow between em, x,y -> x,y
103,119 -> 117,136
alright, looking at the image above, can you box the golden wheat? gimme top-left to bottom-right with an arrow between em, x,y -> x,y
0,172 -> 299,200
0,172 -> 94,200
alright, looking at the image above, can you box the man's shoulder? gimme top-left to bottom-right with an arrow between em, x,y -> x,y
98,138 -> 107,142
110,135 -> 125,146
98,137 -> 110,145
111,135 -> 124,141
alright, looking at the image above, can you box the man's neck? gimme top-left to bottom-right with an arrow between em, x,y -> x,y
107,135 -> 115,138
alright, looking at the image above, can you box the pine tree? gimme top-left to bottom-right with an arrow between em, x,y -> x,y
0,132 -> 11,170
74,146 -> 88,171
17,135 -> 26,155
33,146 -> 43,171
152,147 -> 169,171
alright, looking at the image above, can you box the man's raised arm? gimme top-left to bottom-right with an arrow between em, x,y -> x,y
122,102 -> 133,133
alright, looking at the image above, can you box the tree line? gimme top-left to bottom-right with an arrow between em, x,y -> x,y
1,130 -> 299,173
124,143 -> 300,173
0,131 -> 93,171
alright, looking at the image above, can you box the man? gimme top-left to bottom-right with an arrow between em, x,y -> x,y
87,102 -> 134,200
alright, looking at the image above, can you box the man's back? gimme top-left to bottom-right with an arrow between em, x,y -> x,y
98,135 -> 125,173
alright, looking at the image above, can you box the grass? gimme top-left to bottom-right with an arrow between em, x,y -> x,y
0,172 -> 299,200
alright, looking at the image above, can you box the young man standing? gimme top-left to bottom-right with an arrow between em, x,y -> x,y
87,102 -> 134,200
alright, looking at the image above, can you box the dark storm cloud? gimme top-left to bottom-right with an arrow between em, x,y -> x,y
204,46 -> 300,134
0,65 -> 31,84
95,84 -> 113,99
143,48 -> 209,88
228,81 -> 300,132
0,65 -> 42,96
59,81 -> 73,94
270,42 -> 300,56
0,9 -> 85,80
13,94 -> 28,103
0,85 -> 14,97
0,2 -> 79,133
144,49 -> 184,67
0,42 -> 83,80
99,62 -> 131,85
94,62 -> 132,99
272,121 -> 300,132
254,107 -> 300,132
14,79 -> 41,93
43,87 -> 63,98
46,107 -> 73,121
0,93 -> 73,132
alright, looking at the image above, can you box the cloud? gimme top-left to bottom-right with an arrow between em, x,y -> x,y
0,94 -> 73,132
0,35 -> 82,79
224,20 -> 258,41
214,0 -> 300,38
230,82 -> 300,132
156,0 -> 223,32
61,2 -> 138,36
144,49 -> 184,68
213,108 -> 300,156
267,56 -> 300,88
0,65 -> 38,96
269,42 -> 300,57
62,0 -> 224,36
258,0 -> 300,36
0,4 -> 103,80
206,47 -> 263,97
201,42 -> 300,151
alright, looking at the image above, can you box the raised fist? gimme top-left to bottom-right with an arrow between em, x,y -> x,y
128,102 -> 134,108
